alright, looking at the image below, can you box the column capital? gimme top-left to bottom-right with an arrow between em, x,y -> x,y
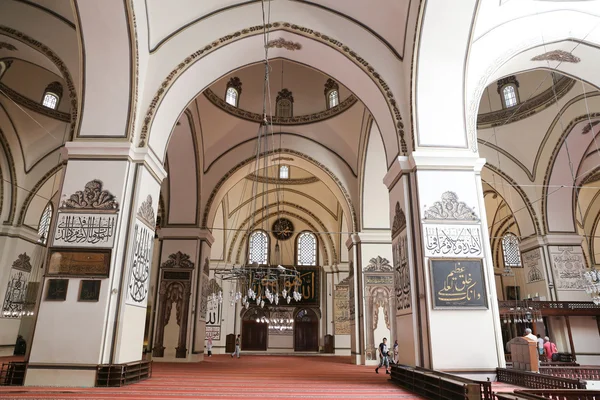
63,141 -> 167,182
345,233 -> 361,249
158,227 -> 215,245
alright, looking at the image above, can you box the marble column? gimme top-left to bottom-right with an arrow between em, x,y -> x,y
25,142 -> 165,387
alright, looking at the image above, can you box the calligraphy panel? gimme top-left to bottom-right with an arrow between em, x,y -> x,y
394,235 -> 411,314
523,248 -> 545,284
1,269 -> 30,318
125,222 -> 154,307
78,280 -> 101,302
198,276 -> 209,321
430,259 -> 488,309
549,246 -> 585,290
334,284 -> 350,334
53,212 -> 117,248
423,225 -> 483,258
206,325 -> 221,340
47,248 -> 111,277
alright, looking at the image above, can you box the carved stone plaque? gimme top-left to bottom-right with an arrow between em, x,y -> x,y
430,259 -> 488,309
47,248 -> 111,277
424,224 -> 483,258
549,246 -> 585,290
334,282 -> 350,335
53,212 -> 117,248
523,248 -> 544,284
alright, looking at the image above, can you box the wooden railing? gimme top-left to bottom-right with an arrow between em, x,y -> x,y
390,364 -> 491,400
0,362 -> 26,386
495,390 -> 600,400
96,360 -> 152,387
539,366 -> 600,381
497,368 -> 586,390
498,301 -> 600,317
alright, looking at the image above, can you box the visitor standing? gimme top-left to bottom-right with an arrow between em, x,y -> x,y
536,334 -> 544,357
524,328 -> 537,342
393,339 -> 399,364
231,334 -> 241,358
544,336 -> 558,361
375,337 -> 390,374
207,337 -> 213,357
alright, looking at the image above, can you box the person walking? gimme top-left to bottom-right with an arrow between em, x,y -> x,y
544,336 -> 558,361
393,339 -> 399,364
536,334 -> 544,357
231,334 -> 241,359
375,337 -> 390,374
207,337 -> 213,357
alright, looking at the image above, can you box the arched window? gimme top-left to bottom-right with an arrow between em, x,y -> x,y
297,231 -> 317,266
42,81 -> 63,110
279,165 -> 289,179
38,203 -> 53,245
248,230 -> 269,265
327,90 -> 339,108
276,88 -> 294,118
497,76 -> 519,109
324,78 -> 340,109
502,85 -> 518,108
225,77 -> 242,107
502,233 -> 522,267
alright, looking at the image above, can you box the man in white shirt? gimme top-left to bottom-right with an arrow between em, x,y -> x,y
536,334 -> 545,356
524,328 -> 537,342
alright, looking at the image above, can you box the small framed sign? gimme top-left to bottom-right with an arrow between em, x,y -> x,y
47,248 -> 111,278
45,279 -> 69,301
430,259 -> 488,309
78,280 -> 101,302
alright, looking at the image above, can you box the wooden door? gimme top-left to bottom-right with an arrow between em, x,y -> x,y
241,321 -> 267,351
294,309 -> 318,352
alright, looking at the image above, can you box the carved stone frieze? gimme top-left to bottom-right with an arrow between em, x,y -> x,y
391,202 -> 407,239
532,50 -> 580,64
61,180 -> 119,210
161,251 -> 195,269
137,195 -> 156,227
12,253 -> 32,273
139,22 -> 405,153
267,37 -> 301,51
363,256 -> 392,272
423,191 -> 479,221
203,88 -> 357,125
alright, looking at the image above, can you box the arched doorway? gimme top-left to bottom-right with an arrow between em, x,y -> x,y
241,308 -> 268,351
294,308 -> 318,352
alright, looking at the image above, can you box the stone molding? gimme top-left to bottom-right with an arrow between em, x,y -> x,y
423,191 -> 479,221
203,88 -> 358,125
267,37 -> 302,51
531,50 -> 581,64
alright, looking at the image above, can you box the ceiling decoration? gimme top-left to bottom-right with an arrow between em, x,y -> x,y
272,218 -> 294,241
139,22 -> 405,155
246,173 -> 319,185
0,42 -> 17,51
203,88 -> 358,125
0,82 -> 70,122
267,37 -> 302,51
477,76 -> 575,128
582,120 -> 600,135
531,50 -> 581,64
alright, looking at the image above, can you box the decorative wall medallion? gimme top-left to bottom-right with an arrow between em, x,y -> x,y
531,50 -> 580,64
61,180 -> 119,210
53,213 -> 117,248
0,42 -> 16,51
423,191 -> 479,221
267,37 -> 302,51
161,251 -> 195,269
324,78 -> 339,95
137,195 -> 156,228
523,249 -> 544,284
423,225 -> 483,258
582,120 -> 600,135
2,268 -> 29,318
272,218 -> 294,241
391,202 -> 407,239
125,223 -> 154,307
549,246 -> 585,290
394,235 -> 411,312
203,89 -> 357,125
12,253 -> 32,273
363,256 -> 392,272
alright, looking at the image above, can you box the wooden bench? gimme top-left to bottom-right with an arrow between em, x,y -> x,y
495,389 -> 600,400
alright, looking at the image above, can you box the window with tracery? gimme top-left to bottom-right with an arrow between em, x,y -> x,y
327,90 -> 339,108
497,76 -> 519,109
38,203 -> 53,245
279,165 -> 289,179
297,231 -> 317,266
225,77 -> 242,107
324,78 -> 340,109
502,85 -> 518,108
502,233 -> 522,267
276,88 -> 294,118
42,81 -> 63,110
249,230 -> 269,265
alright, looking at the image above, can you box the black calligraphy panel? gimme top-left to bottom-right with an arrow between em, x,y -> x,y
46,279 -> 69,301
78,280 -> 101,302
430,259 -> 488,309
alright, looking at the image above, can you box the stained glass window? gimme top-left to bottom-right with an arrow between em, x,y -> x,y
279,165 -> 289,179
297,232 -> 317,266
225,87 -> 238,106
502,233 -> 522,267
38,203 -> 53,245
328,90 -> 339,108
503,85 -> 517,108
249,230 -> 268,265
42,93 -> 59,109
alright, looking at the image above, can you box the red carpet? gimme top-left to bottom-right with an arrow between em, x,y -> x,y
0,355 -> 423,399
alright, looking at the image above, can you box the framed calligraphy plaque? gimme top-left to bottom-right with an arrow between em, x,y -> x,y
430,259 -> 488,309
53,212 -> 117,248
78,280 -> 101,302
45,279 -> 69,301
47,248 -> 111,277
423,225 -> 483,258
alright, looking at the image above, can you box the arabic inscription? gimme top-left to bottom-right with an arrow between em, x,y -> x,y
424,225 -> 482,258
53,212 -> 117,248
